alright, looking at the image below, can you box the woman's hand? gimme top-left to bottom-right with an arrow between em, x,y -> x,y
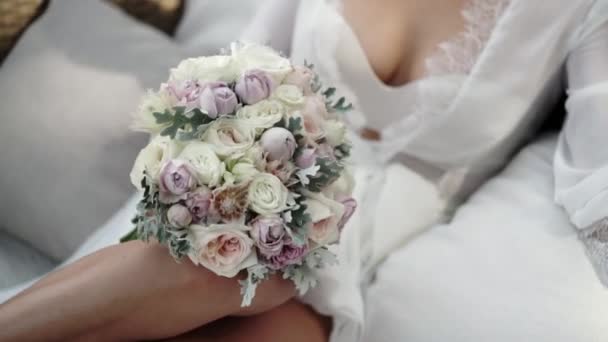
0,241 -> 295,341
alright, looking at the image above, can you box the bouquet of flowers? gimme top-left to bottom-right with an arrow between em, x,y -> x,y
121,42 -> 357,306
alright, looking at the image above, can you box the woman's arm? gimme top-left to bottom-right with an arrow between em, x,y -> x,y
0,241 -> 295,341
554,1 -> 608,283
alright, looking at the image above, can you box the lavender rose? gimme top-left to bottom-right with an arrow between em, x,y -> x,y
167,204 -> 192,228
186,186 -> 212,222
199,82 -> 238,118
260,127 -> 296,162
265,238 -> 308,270
159,160 -> 197,204
235,69 -> 274,105
250,216 -> 286,257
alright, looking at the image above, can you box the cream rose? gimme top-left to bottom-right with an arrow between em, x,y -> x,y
203,118 -> 257,158
236,99 -> 286,131
130,135 -> 176,189
231,42 -> 292,83
187,224 -> 257,277
272,84 -> 305,107
324,168 -> 355,198
303,191 -> 345,245
131,90 -> 174,134
169,55 -> 238,83
322,120 -> 347,147
248,174 -> 289,215
177,142 -> 224,187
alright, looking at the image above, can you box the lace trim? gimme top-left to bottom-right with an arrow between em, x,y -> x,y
425,0 -> 511,77
579,218 -> 608,286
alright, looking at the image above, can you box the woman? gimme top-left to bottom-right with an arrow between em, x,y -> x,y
2,0 -> 608,340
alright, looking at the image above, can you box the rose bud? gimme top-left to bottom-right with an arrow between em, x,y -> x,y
167,204 -> 192,228
260,127 -> 297,162
250,215 -> 286,257
186,186 -> 213,222
159,160 -> 197,203
295,147 -> 317,168
199,82 -> 238,118
235,69 -> 273,105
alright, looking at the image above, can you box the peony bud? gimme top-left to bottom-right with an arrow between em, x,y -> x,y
260,127 -> 297,162
167,204 -> 192,228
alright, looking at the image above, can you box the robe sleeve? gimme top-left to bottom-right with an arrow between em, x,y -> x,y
554,0 -> 608,285
238,0 -> 301,56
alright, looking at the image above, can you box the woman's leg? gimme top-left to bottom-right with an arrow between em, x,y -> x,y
169,300 -> 331,342
0,241 -> 295,341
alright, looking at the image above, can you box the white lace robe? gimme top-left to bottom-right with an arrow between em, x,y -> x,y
243,0 -> 608,290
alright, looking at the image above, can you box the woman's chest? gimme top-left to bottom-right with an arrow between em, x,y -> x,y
340,0 -> 468,87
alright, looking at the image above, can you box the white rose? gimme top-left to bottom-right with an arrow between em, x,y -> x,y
131,90 -> 174,133
304,191 -> 345,246
231,42 -> 292,83
178,142 -> 224,187
236,99 -> 286,132
203,118 -> 257,158
272,84 -> 305,107
188,224 -> 257,277
170,55 -> 238,83
248,173 -> 289,215
322,120 -> 347,147
130,135 -> 176,189
324,168 -> 355,198
232,161 -> 260,183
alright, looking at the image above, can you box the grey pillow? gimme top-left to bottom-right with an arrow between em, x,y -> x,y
0,0 -> 184,260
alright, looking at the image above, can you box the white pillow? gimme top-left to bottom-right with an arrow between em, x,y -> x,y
0,0 -> 184,260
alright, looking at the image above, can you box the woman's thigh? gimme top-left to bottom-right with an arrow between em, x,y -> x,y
170,300 -> 331,342
364,135 -> 608,341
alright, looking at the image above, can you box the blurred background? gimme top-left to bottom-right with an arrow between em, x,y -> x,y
0,0 -> 264,291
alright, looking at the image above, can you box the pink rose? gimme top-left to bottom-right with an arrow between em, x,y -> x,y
266,160 -> 296,184
167,204 -> 192,228
235,69 -> 274,105
164,80 -> 202,111
159,160 -> 197,204
260,127 -> 297,162
188,224 -> 258,277
300,95 -> 328,140
250,216 -> 286,257
186,186 -> 212,222
283,66 -> 314,95
199,82 -> 238,118
337,196 -> 357,231
305,192 -> 345,245
265,238 -> 308,270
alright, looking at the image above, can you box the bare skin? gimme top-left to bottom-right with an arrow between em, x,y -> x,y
0,1 -> 469,341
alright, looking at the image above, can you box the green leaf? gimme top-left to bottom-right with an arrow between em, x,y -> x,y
158,106 -> 215,140
331,97 -> 353,112
322,87 -> 336,98
282,264 -> 317,296
239,265 -> 270,307
119,228 -> 139,243
286,116 -> 303,134
153,109 -> 173,124
306,157 -> 343,192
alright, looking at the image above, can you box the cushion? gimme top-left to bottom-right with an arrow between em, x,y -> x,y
0,0 -> 184,260
0,230 -> 56,289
